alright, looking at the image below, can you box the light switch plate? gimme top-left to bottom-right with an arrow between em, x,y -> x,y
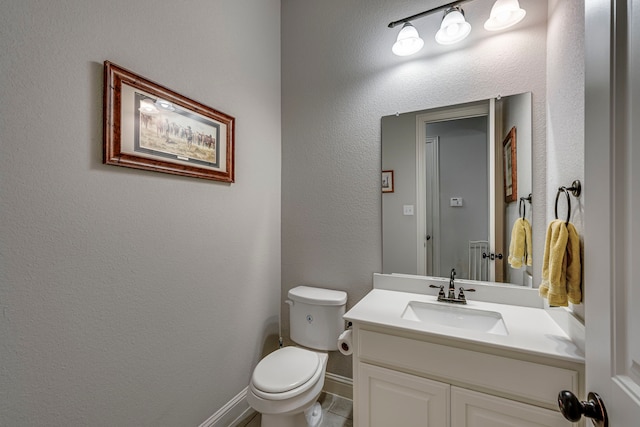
450,197 -> 463,207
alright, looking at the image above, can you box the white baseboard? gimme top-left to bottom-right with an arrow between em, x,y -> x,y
198,387 -> 252,427
323,372 -> 353,400
200,373 -> 353,427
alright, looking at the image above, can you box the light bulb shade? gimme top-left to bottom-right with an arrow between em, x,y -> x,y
484,0 -> 526,31
392,22 -> 424,56
435,7 -> 471,45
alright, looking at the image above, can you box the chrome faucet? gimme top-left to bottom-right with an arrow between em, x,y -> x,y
429,268 -> 476,304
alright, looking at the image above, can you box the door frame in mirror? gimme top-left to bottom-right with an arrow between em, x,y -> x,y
415,101 -> 494,277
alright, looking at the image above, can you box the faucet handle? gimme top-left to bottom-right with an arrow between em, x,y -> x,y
458,287 -> 476,300
429,284 -> 446,298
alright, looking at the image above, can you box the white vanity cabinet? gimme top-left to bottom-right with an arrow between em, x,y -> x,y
358,362 -> 449,426
352,325 -> 583,427
451,387 -> 568,427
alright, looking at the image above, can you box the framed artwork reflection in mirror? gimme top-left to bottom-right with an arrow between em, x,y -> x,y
503,127 -> 517,202
382,170 -> 394,193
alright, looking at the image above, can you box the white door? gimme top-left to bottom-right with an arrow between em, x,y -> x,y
581,0 -> 640,425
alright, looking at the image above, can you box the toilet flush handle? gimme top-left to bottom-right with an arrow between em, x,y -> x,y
285,299 -> 293,307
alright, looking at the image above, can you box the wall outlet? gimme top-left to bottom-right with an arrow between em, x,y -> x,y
403,205 -> 414,215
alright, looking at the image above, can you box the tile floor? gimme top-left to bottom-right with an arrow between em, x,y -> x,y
235,392 -> 353,427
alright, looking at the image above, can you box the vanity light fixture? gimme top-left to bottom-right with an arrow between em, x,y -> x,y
388,0 -> 470,56
484,0 -> 526,31
388,0 -> 526,56
435,6 -> 471,45
392,22 -> 425,56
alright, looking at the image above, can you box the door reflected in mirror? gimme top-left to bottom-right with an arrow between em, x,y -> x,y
382,93 -> 532,286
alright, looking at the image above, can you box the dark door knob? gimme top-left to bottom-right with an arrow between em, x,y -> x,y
426,235 -> 431,240
558,390 -> 608,426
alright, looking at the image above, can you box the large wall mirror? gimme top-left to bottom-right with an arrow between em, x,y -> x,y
382,92 -> 533,286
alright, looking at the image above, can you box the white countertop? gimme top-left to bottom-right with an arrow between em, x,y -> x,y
344,289 -> 585,364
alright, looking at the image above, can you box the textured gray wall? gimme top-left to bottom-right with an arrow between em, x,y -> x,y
381,113 -> 418,275
0,1 -> 281,425
546,0 -> 585,318
281,0 -> 549,378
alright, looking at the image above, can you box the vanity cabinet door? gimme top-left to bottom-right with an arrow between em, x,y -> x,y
357,363 -> 449,427
450,387 -> 572,427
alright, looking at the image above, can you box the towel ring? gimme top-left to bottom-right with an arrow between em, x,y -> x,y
555,187 -> 572,225
555,180 -> 581,225
519,193 -> 532,219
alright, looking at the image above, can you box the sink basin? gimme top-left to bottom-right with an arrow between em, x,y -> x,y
401,301 -> 509,335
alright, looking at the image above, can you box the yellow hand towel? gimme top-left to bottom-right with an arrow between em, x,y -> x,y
524,218 -> 533,267
539,219 -> 569,305
539,219 -> 582,306
565,222 -> 582,304
508,218 -> 533,268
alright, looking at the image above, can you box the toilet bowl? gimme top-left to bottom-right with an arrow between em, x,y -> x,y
247,286 -> 347,427
247,347 -> 328,427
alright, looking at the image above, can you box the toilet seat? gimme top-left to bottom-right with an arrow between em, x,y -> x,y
250,347 -> 324,401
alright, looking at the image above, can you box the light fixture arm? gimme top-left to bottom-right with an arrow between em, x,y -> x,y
387,0 -> 472,28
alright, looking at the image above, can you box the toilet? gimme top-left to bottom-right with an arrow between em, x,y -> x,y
247,286 -> 348,427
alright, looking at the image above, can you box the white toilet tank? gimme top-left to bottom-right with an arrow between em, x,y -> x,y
287,286 -> 347,351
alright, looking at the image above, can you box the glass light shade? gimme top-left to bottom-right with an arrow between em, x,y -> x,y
392,22 -> 424,56
435,8 -> 471,45
484,0 -> 526,31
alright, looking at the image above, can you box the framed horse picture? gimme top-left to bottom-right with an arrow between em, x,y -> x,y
502,126 -> 517,202
382,170 -> 394,193
103,61 -> 235,183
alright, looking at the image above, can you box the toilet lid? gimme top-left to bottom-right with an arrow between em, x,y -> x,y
252,347 -> 320,393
